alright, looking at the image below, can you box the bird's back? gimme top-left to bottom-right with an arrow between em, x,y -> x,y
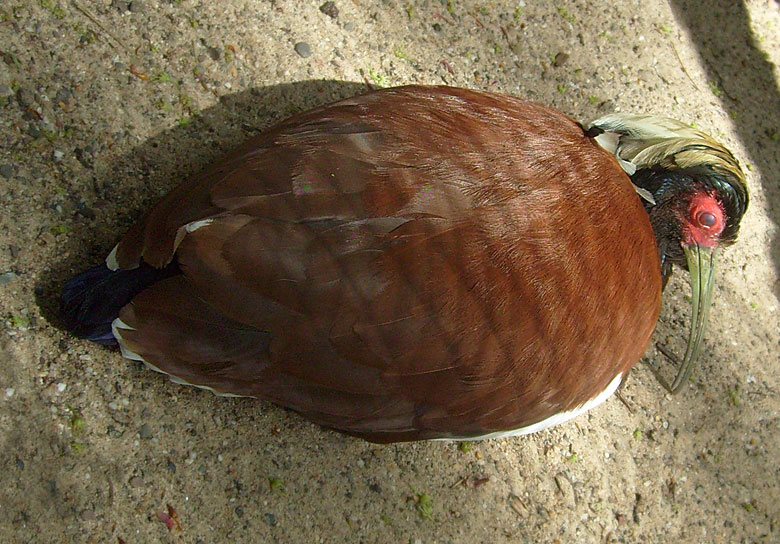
65,86 -> 663,442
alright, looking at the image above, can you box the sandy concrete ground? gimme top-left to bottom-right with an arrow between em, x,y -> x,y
1,0 -> 779,542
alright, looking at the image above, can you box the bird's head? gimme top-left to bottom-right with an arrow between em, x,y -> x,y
587,114 -> 748,393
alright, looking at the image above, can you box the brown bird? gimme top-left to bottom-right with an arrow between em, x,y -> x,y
60,85 -> 748,442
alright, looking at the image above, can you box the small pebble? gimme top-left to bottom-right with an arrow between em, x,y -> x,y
16,88 -> 36,108
5,388 -> 15,398
81,509 -> 97,522
53,150 -> 64,162
553,52 -> 570,67
0,164 -> 14,179
294,42 -> 312,58
319,1 -> 339,19
108,401 -> 118,410
264,513 -> 277,527
138,423 -> 153,439
344,22 -> 355,31
55,87 -> 71,104
206,46 -> 221,61
167,461 -> 176,473
129,475 -> 143,488
56,382 -> 66,393
76,207 -> 96,227
0,272 -> 17,285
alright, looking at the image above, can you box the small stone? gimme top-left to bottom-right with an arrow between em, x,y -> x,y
55,87 -> 71,104
107,424 -> 123,438
0,272 -> 16,285
128,1 -> 145,12
138,423 -> 153,439
5,387 -> 15,398
294,42 -> 312,58
81,509 -> 96,522
553,52 -> 569,67
0,164 -> 14,179
129,475 -> 143,488
76,203 -> 97,219
111,0 -> 129,11
319,1 -> 339,18
206,46 -> 221,61
53,150 -> 64,162
56,382 -> 66,393
27,125 -> 43,139
343,22 -> 355,31
264,513 -> 277,527
167,461 -> 176,473
16,88 -> 36,108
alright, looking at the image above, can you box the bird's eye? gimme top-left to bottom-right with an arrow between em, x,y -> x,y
697,211 -> 717,228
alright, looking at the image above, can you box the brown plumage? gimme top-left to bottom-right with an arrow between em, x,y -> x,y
61,85 -> 747,442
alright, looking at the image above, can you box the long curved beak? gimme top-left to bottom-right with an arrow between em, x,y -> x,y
658,243 -> 718,393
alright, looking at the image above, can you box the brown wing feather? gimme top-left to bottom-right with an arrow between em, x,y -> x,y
113,86 -> 662,441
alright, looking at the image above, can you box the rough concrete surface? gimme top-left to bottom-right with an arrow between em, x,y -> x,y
1,1 -> 779,542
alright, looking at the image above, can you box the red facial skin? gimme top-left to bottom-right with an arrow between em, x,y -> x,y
683,192 -> 726,248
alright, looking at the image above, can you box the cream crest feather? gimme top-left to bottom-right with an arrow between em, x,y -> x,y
587,113 -> 748,208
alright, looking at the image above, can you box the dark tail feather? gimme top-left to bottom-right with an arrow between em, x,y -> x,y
60,261 -> 179,345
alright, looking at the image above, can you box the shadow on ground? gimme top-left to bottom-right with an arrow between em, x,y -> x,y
670,0 -> 780,295
35,79 -> 368,329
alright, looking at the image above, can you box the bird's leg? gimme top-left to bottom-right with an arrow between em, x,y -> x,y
647,343 -> 679,393
612,372 -> 634,412
615,390 -> 633,413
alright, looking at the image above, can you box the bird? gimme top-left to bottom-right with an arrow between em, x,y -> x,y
60,85 -> 748,443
